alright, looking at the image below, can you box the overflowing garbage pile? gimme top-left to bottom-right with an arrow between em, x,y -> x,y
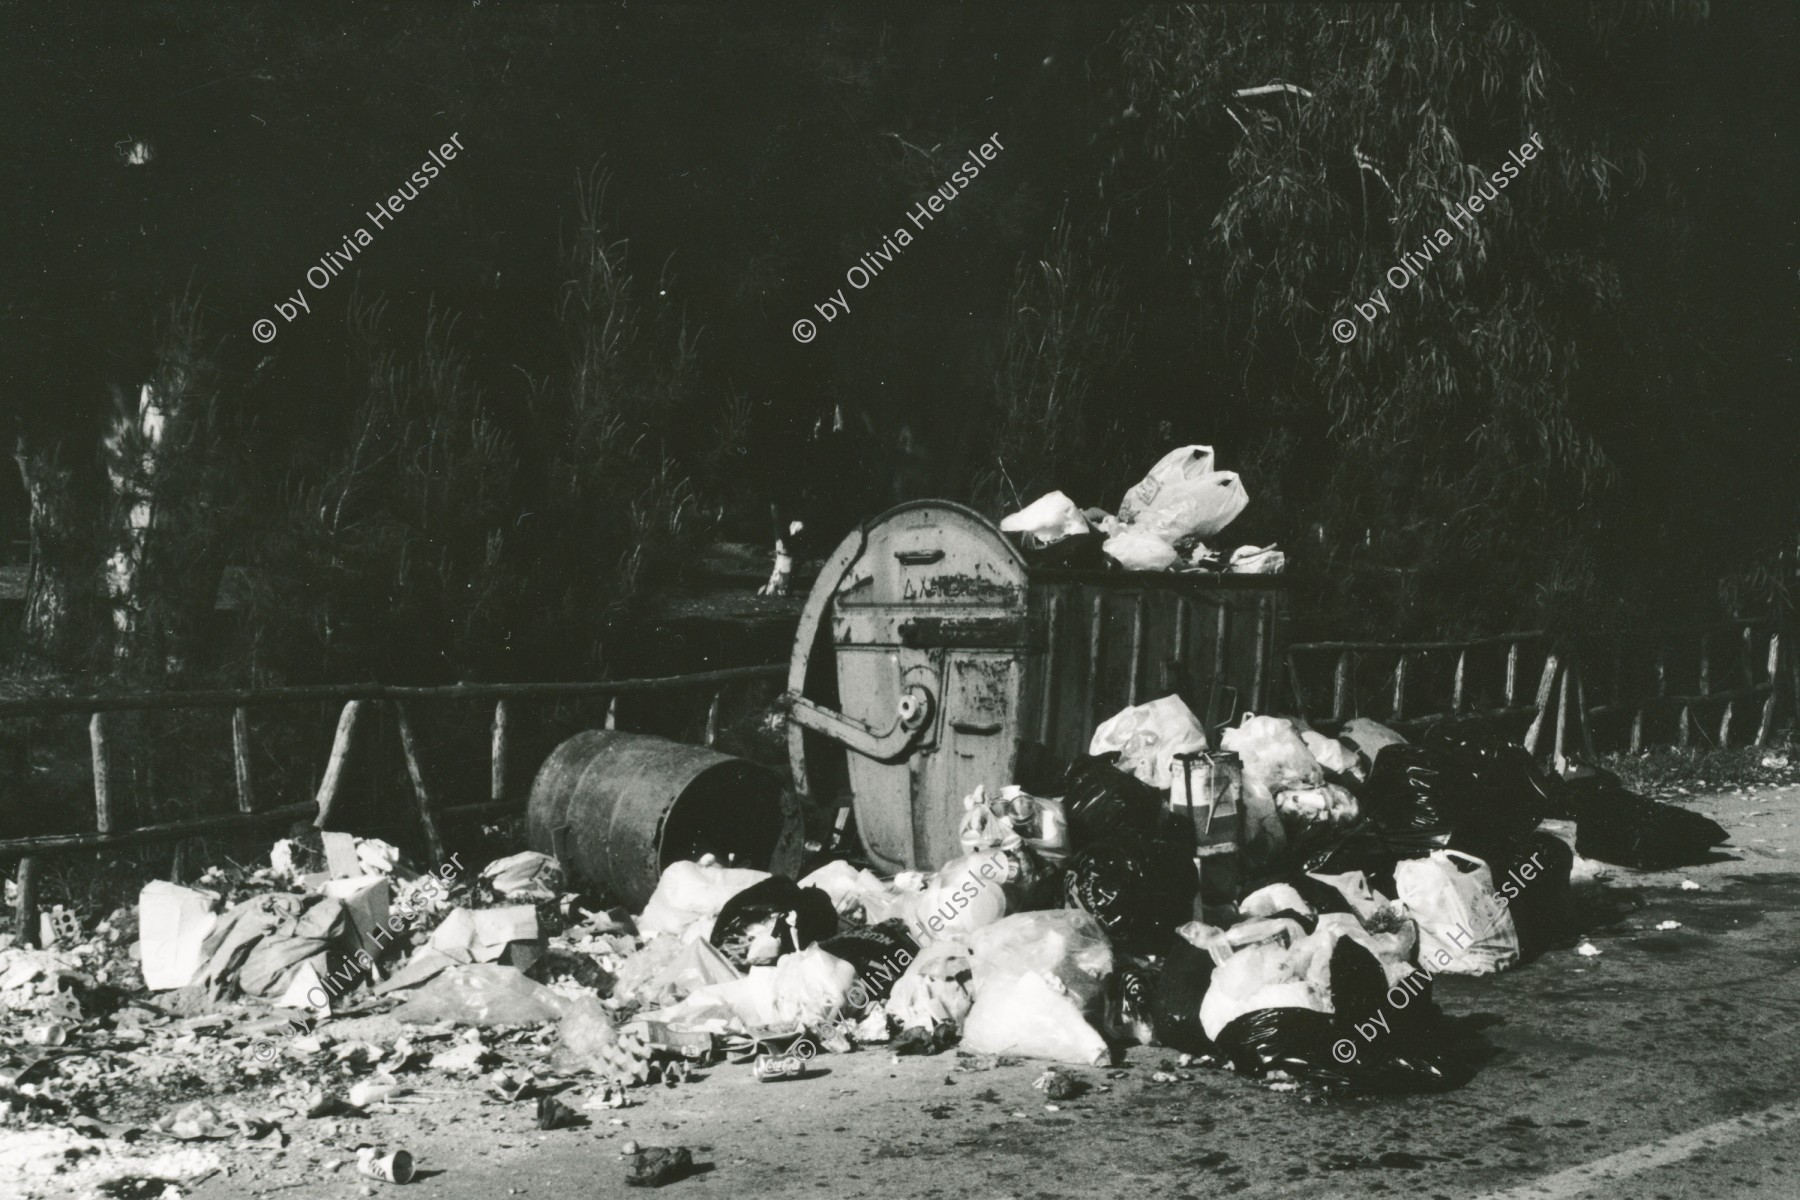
560,698 -> 1730,1095
0,703 -> 1732,1194
1001,444 -> 1282,574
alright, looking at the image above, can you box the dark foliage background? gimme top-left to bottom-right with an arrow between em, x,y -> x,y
0,0 -> 1794,692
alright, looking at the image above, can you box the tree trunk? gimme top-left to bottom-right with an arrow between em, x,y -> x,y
12,438 -> 82,661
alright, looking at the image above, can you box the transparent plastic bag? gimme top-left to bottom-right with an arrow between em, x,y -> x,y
887,938 -> 975,1031
962,971 -> 1109,1066
1089,695 -> 1208,790
968,910 -> 1113,1015
770,946 -> 858,1028
1102,527 -> 1179,572
393,963 -> 567,1027
1221,714 -> 1323,795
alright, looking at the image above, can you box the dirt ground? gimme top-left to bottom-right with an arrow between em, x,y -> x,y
20,783 -> 1798,1200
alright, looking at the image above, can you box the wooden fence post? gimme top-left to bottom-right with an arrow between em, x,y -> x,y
1756,632 -> 1781,746
394,703 -> 447,867
1523,652 -> 1561,757
490,701 -> 509,806
90,713 -> 113,834
313,700 -> 364,829
231,707 -> 256,814
704,692 -> 723,748
15,857 -> 40,948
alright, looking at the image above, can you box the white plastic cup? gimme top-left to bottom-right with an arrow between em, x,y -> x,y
357,1148 -> 415,1184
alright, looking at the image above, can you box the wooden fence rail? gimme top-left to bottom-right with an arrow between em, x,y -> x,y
1,663 -> 787,947
1287,616 -> 1792,766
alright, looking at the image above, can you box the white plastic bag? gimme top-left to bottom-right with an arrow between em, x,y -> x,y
962,971 -> 1110,1066
1198,941 -> 1330,1041
480,851 -> 564,901
1119,445 -> 1216,523
1238,883 -> 1315,921
907,850 -> 1011,942
999,491 -> 1092,546
1301,731 -> 1362,780
1102,527 -> 1179,572
887,938 -> 975,1031
770,945 -> 858,1028
1227,544 -> 1285,574
1220,714 -> 1323,794
636,861 -> 770,937
798,860 -> 895,921
1305,870 -> 1390,921
1394,850 -> 1520,976
968,910 -> 1113,1014
1131,472 -> 1249,543
1089,695 -> 1208,789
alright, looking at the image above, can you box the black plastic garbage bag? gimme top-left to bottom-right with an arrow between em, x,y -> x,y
1011,529 -> 1108,571
818,919 -> 919,1004
1212,1008 -> 1460,1094
1424,720 -> 1559,816
1363,742 -> 1548,853
1301,819 -> 1444,899
1061,754 -> 1175,848
1149,935 -> 1216,1054
1480,831 -> 1574,959
710,877 -> 838,964
1062,834 -> 1198,955
1328,938 -> 1388,1024
1563,776 -> 1729,870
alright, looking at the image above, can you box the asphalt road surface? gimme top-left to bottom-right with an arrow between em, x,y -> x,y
194,783 -> 1800,1200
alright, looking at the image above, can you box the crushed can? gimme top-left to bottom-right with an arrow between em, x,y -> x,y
752,1052 -> 806,1082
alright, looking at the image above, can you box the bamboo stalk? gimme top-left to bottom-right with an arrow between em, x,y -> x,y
313,700 -> 365,829
232,707 -> 256,814
490,701 -> 509,805
394,702 -> 447,867
1452,649 -> 1467,713
1391,653 -> 1408,722
1505,641 -> 1520,706
704,691 -> 722,748
90,713 -> 112,834
1333,650 -> 1351,720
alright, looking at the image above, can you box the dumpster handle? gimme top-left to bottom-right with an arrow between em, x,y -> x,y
781,684 -> 935,763
894,549 -> 945,565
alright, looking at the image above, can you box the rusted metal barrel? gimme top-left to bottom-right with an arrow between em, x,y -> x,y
526,731 -> 801,908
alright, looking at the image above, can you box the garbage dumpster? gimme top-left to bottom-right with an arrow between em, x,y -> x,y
783,500 -> 1286,874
